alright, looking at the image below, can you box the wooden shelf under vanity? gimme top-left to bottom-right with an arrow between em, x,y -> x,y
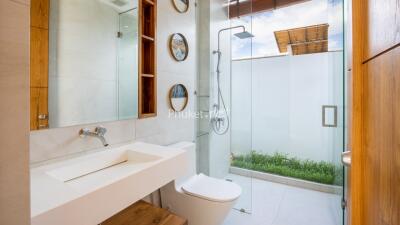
101,200 -> 187,225
138,0 -> 157,118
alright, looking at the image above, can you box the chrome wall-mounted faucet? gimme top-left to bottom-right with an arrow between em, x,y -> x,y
79,126 -> 109,147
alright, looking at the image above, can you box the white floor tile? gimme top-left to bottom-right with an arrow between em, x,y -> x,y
222,174 -> 342,225
225,174 -> 253,212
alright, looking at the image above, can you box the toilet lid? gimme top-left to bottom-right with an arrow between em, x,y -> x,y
181,174 -> 242,203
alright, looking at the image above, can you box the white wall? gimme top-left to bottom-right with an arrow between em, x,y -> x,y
196,0 -> 211,176
197,0 -> 232,179
231,51 -> 344,163
31,0 -> 196,163
0,0 -> 30,224
49,0 -> 119,128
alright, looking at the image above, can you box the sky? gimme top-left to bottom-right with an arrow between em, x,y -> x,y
231,0 -> 344,59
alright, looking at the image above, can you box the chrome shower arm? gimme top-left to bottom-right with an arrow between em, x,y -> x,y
216,25 -> 246,52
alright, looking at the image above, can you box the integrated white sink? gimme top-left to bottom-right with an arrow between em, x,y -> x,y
30,142 -> 188,225
46,150 -> 161,182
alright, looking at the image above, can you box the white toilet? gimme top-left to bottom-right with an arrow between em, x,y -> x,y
161,142 -> 241,225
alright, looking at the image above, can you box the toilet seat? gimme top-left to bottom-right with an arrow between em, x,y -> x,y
181,174 -> 241,203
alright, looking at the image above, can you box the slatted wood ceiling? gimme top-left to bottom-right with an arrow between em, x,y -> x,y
229,0 -> 310,18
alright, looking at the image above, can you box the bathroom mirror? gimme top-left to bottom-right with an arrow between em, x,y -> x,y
169,33 -> 189,61
169,84 -> 188,112
30,0 -> 139,130
172,0 -> 189,13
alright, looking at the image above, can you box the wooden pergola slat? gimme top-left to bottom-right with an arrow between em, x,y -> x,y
274,23 -> 329,55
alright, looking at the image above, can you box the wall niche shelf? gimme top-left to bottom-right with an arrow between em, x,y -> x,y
139,0 -> 157,118
142,34 -> 155,42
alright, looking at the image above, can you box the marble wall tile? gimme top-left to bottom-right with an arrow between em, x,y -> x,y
196,0 -> 232,178
30,119 -> 136,163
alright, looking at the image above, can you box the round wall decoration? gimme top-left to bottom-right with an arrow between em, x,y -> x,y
172,0 -> 189,13
169,84 -> 188,112
169,33 -> 189,61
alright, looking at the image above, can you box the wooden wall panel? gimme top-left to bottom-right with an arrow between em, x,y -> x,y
30,27 -> 48,88
362,47 -> 400,225
351,0 -> 400,225
365,0 -> 400,60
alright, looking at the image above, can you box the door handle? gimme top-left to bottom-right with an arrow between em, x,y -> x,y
341,151 -> 351,167
322,105 -> 338,127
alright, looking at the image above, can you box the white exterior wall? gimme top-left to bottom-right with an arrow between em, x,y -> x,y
231,51 -> 344,163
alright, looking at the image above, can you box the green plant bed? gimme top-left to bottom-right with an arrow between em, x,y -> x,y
231,152 -> 343,185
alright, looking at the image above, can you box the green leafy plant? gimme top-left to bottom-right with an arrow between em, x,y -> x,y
231,151 -> 343,185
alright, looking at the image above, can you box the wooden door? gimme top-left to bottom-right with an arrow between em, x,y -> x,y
350,1 -> 400,225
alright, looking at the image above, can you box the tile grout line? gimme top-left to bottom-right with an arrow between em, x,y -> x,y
270,185 -> 288,225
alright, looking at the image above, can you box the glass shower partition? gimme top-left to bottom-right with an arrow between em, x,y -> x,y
228,0 -> 346,223
227,15 -> 254,214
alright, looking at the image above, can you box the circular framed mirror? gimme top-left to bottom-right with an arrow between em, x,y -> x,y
169,33 -> 189,61
172,0 -> 189,13
169,84 -> 188,112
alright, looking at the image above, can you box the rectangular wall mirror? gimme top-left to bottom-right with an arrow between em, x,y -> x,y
30,0 -> 139,130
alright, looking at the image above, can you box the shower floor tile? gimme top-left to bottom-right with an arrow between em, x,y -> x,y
223,174 -> 342,225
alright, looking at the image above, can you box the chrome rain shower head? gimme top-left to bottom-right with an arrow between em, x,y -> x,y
234,31 -> 254,39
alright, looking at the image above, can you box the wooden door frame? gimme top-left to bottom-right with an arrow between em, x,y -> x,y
350,0 -> 366,225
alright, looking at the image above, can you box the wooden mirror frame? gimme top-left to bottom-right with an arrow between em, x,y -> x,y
169,33 -> 189,62
171,0 -> 189,13
169,84 -> 188,112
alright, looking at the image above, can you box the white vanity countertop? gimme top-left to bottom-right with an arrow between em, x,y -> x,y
30,142 -> 188,225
